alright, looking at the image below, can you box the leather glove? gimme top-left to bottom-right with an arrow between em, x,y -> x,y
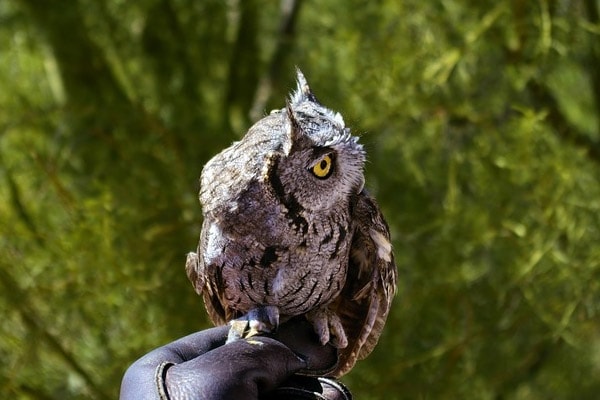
120,317 -> 352,400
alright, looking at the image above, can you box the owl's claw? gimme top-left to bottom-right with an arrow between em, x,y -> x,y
306,308 -> 348,349
227,305 -> 280,343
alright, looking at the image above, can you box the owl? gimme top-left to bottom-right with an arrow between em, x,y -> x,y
186,69 -> 397,377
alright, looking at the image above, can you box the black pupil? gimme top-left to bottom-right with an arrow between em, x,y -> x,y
320,159 -> 328,170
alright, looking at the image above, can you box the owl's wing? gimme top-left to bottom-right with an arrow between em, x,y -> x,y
334,190 -> 398,376
185,222 -> 229,326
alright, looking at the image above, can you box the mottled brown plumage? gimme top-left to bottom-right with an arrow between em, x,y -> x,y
186,69 -> 397,377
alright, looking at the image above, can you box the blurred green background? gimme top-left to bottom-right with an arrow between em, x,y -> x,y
1,0 -> 600,398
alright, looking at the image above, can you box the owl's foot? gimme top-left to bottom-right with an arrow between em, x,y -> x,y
227,305 -> 280,343
306,308 -> 348,349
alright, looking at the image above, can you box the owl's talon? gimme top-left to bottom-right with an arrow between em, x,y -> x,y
227,319 -> 248,343
307,308 -> 348,349
226,305 -> 280,343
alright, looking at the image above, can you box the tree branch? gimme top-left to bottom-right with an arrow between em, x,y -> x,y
17,0 -> 129,110
527,79 -> 600,164
0,159 -> 44,247
0,267 -> 111,400
224,0 -> 261,132
584,0 -> 600,135
249,0 -> 303,121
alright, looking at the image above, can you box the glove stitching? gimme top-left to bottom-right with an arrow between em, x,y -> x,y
155,361 -> 175,400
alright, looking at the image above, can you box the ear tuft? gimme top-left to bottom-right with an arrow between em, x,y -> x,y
290,67 -> 320,105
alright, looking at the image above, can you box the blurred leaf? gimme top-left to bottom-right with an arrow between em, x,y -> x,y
0,0 -> 599,398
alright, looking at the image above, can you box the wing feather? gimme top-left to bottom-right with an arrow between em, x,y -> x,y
333,190 -> 397,377
185,222 -> 229,326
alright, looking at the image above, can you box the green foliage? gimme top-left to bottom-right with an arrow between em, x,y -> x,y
1,0 -> 599,398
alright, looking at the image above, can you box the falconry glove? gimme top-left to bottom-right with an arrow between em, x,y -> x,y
120,318 -> 351,400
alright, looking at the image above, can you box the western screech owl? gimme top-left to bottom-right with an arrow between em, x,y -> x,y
186,69 -> 397,376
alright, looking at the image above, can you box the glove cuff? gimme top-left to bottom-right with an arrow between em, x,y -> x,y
155,361 -> 175,400
267,376 -> 353,400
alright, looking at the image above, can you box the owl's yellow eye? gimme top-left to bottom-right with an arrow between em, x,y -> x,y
311,154 -> 334,179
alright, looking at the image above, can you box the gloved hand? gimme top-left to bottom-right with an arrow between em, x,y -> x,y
119,317 -> 352,400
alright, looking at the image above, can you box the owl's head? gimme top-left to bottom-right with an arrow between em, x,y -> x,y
200,70 -> 365,220
266,69 -> 366,212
